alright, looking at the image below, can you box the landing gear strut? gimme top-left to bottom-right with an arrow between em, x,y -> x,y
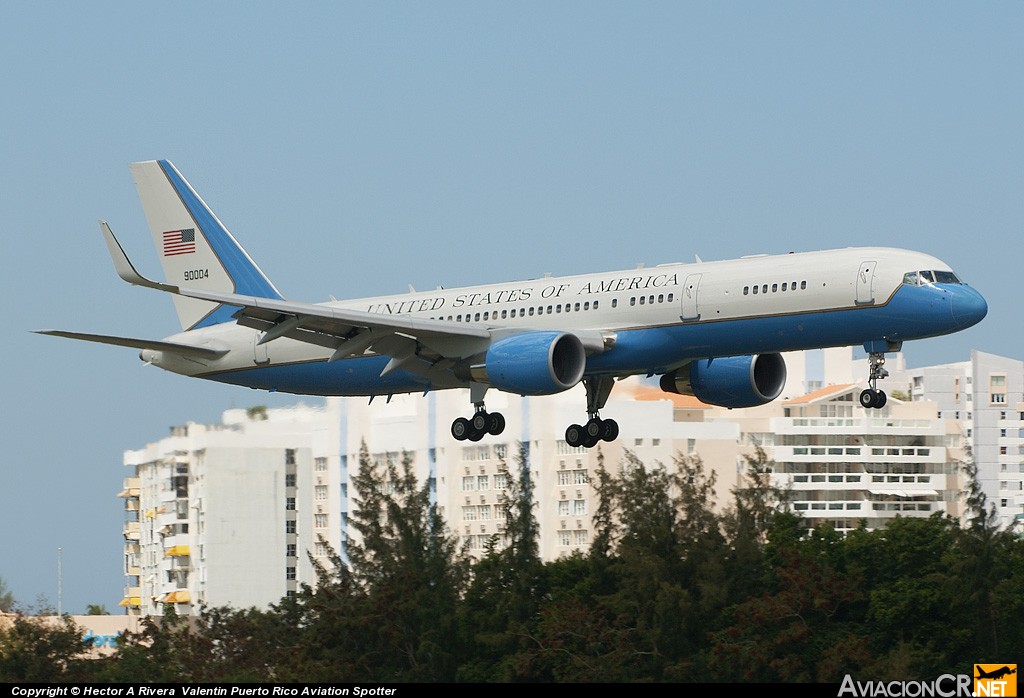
452,383 -> 506,442
859,351 -> 889,409
566,377 -> 619,448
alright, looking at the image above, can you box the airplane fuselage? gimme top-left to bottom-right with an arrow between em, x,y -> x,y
147,246 -> 986,397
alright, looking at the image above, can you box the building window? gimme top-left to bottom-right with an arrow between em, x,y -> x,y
286,497 -> 296,511
315,457 -> 327,472
285,473 -> 296,488
285,449 -> 296,465
314,514 -> 328,528
573,499 -> 587,515
286,520 -> 296,534
286,544 -> 296,558
558,500 -> 569,516
286,567 -> 296,581
315,485 -> 328,501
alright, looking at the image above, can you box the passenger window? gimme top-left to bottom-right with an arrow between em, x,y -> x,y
547,305 -> 553,314
483,311 -> 489,320
667,293 -> 674,302
501,310 -> 507,319
782,282 -> 787,291
611,299 -> 617,308
575,303 -> 581,311
753,285 -> 759,295
457,315 -> 463,322
800,281 -> 807,290
529,308 -> 535,316
772,283 -> 778,293
629,298 -> 635,306
594,300 -> 599,309
762,285 -> 768,294
475,313 -> 480,321
743,286 -> 749,295
639,296 -> 646,305
584,302 -> 590,310
649,295 -> 654,304
658,294 -> 664,303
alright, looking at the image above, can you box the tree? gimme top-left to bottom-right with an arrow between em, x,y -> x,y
0,577 -> 14,612
85,604 -> 108,616
0,614 -> 96,682
328,443 -> 468,681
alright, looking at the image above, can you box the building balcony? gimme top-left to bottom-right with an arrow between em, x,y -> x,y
772,417 -> 940,434
773,445 -> 945,463
779,473 -> 940,489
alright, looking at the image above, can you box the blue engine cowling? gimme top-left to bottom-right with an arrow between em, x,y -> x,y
475,331 -> 586,396
660,353 -> 787,408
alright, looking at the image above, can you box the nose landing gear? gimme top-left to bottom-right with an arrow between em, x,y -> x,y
859,351 -> 889,409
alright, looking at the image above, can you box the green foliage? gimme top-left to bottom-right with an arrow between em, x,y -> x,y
47,446 -> 1024,683
0,614 -> 95,682
0,577 -> 14,613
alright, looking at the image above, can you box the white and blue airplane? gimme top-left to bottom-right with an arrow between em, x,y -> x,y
39,160 -> 988,447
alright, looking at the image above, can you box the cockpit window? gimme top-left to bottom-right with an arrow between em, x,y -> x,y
902,270 -> 962,286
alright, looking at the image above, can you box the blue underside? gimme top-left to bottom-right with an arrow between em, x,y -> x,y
200,282 -> 984,397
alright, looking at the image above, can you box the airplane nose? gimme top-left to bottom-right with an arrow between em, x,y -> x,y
950,286 -> 988,329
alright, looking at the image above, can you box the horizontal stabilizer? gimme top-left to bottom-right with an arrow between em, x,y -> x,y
34,330 -> 227,359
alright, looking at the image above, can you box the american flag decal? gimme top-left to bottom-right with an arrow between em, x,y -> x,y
162,228 -> 197,256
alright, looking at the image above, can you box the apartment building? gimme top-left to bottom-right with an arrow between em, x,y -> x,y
889,350 -> 1024,529
119,404 -> 344,615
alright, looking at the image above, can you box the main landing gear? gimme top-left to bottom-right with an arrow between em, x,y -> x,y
565,376 -> 619,448
451,383 -> 506,442
451,408 -> 505,441
859,351 -> 889,409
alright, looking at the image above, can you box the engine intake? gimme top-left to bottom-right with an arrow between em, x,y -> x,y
468,331 -> 586,396
660,353 -> 787,408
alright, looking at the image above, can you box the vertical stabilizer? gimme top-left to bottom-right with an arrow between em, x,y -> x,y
129,160 -> 283,330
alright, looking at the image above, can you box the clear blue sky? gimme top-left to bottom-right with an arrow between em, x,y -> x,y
1,3 -> 1020,613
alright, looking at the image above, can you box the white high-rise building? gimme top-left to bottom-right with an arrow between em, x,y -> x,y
888,350 -> 1024,529
119,404 -> 345,615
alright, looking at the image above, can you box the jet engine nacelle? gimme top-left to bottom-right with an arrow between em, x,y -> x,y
660,353 -> 787,408
468,331 -> 586,396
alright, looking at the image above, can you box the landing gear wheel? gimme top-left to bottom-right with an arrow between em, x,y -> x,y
566,424 -> 584,448
859,388 -> 887,409
600,418 -> 619,442
452,417 -> 471,441
468,428 -> 485,442
585,418 -> 603,440
486,412 -> 506,436
471,412 -> 489,432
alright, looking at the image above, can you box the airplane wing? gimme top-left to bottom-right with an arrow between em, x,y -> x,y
33,330 -> 228,359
